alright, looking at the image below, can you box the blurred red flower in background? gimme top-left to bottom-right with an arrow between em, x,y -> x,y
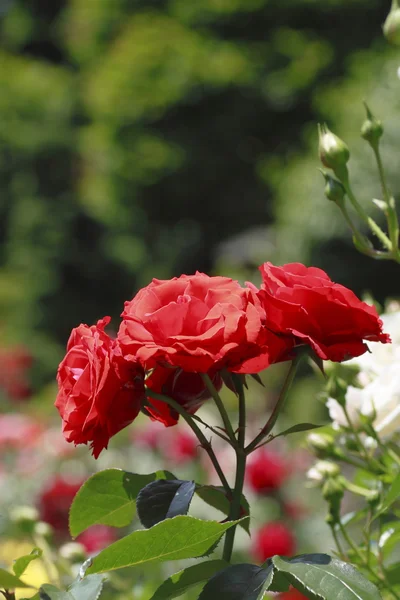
39,476 -> 83,534
252,521 -> 296,563
279,588 -> 309,599
246,448 -> 288,494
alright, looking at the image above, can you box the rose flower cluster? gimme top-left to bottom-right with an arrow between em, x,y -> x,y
56,263 -> 389,457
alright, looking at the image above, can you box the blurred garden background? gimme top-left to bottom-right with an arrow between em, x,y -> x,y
1,0 -> 400,596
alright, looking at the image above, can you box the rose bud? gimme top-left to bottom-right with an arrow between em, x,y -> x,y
361,102 -> 384,151
318,124 -> 350,180
383,0 -> 400,46
252,521 -> 296,563
320,171 -> 346,206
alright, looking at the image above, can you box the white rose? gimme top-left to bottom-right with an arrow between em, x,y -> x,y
328,364 -> 400,439
326,386 -> 365,430
362,364 -> 400,439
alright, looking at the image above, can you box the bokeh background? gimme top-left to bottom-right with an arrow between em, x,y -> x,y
1,0 -> 400,595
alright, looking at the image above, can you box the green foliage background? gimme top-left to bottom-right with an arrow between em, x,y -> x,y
0,0 -> 399,385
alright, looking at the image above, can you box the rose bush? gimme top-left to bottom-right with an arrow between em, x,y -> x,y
258,262 -> 389,362
55,317 -> 145,457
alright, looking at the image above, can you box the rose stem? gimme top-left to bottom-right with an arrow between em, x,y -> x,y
246,353 -> 304,454
222,375 -> 247,563
144,390 -> 231,494
201,373 -> 238,446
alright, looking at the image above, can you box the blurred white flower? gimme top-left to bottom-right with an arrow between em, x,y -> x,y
307,460 -> 340,482
327,311 -> 400,439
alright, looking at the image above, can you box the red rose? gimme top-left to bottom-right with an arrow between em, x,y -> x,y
258,262 -> 390,362
145,365 -> 222,426
246,448 -> 288,494
252,521 -> 296,562
55,317 -> 145,458
118,273 -> 292,374
39,476 -> 83,534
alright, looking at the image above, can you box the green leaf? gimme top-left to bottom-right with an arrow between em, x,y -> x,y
374,472 -> 400,521
273,423 -> 322,438
0,568 -> 31,589
69,468 -> 176,537
87,515 -> 244,574
68,575 -> 104,600
198,563 -> 269,600
39,576 -> 104,600
150,560 -> 228,599
39,585 -> 74,600
137,480 -> 195,528
265,554 -> 382,600
195,485 -> 250,533
13,548 -> 42,578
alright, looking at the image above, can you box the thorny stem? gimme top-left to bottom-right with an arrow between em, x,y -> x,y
222,377 -> 247,563
201,373 -> 237,445
342,175 -> 392,251
246,354 -> 304,454
372,146 -> 400,261
144,390 -> 231,494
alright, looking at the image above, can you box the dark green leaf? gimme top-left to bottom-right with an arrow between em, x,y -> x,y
273,423 -> 322,438
150,559 -> 228,599
69,468 -> 176,537
137,480 -> 195,528
198,563 -> 268,600
87,515 -> 244,574
195,485 -> 250,534
0,568 -> 31,589
13,548 -> 42,578
379,521 -> 400,559
265,554 -> 382,600
385,562 -> 400,587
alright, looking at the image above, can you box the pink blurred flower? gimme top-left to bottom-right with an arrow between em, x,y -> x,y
0,414 -> 41,449
78,525 -> 117,554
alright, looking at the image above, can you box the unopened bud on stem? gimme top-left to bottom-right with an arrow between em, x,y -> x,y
361,102 -> 383,149
318,124 -> 350,181
383,0 -> 400,45
320,170 -> 346,206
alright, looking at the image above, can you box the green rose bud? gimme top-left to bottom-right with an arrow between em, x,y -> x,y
60,542 -> 86,563
320,170 -> 346,206
318,124 -> 350,180
323,477 -> 344,524
10,506 -> 39,534
361,103 -> 384,149
383,0 -> 400,45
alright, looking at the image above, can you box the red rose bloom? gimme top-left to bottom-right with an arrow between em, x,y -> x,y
118,273 -> 292,374
252,521 -> 296,563
246,448 -> 288,494
145,365 -> 222,426
56,317 -> 145,458
258,262 -> 390,362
